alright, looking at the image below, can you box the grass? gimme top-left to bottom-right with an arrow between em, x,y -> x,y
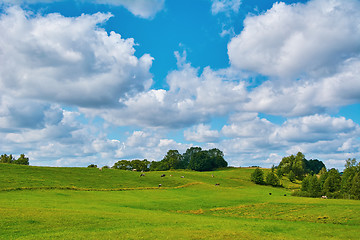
0,164 -> 359,239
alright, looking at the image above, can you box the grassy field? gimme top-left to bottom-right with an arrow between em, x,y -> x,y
0,164 -> 359,239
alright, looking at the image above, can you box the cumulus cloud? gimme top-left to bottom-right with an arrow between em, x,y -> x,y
184,124 -> 220,143
243,58 -> 360,117
0,7 -> 153,107
218,113 -> 360,169
81,61 -> 248,128
94,0 -> 165,19
211,0 -> 241,15
0,0 -> 165,19
228,0 -> 360,78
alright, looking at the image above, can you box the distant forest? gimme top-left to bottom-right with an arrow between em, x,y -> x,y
0,154 -> 29,165
251,152 -> 360,200
110,147 -> 228,172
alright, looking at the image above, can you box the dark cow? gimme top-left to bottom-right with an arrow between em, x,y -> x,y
215,183 -> 220,186
140,173 -> 145,177
161,174 -> 165,177
158,184 -> 162,187
269,193 -> 272,195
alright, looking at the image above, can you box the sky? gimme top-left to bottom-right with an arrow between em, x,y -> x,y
0,0 -> 360,170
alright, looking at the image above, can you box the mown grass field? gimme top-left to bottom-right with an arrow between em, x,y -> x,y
0,164 -> 359,239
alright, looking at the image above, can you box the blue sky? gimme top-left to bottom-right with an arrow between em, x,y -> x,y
0,0 -> 360,170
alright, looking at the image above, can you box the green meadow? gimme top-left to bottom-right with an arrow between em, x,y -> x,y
0,164 -> 359,239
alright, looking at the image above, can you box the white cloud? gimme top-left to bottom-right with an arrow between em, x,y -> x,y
94,0 -> 165,19
0,7 -> 153,108
184,124 -> 220,143
244,58 -> 360,116
228,0 -> 360,78
0,0 -> 165,19
211,0 -> 241,15
217,113 -> 360,169
81,61 -> 248,128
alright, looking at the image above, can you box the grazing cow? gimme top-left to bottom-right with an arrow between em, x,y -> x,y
181,176 -> 184,178
140,173 -> 145,177
161,174 -> 165,177
158,184 -> 162,187
269,193 -> 272,195
132,169 -> 137,171
211,174 -> 214,178
170,175 -> 173,177
215,183 -> 220,186
284,194 -> 286,196
321,196 -> 327,199
99,167 -> 103,171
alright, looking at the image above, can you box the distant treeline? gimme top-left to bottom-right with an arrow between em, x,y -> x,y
110,147 -> 228,172
251,152 -> 360,200
0,154 -> 29,165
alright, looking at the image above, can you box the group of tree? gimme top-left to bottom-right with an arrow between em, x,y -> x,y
297,158 -> 360,199
276,152 -> 325,181
110,147 -> 228,172
250,168 -> 281,187
150,147 -> 227,171
112,159 -> 150,171
0,154 -> 29,165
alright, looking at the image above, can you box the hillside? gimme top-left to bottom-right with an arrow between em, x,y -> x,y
1,164 -> 359,239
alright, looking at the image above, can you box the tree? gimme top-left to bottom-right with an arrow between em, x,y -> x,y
14,154 -> 29,165
188,151 -> 213,171
162,150 -> 183,170
288,170 -> 296,183
350,173 -> 360,200
322,168 -> 341,197
304,159 -> 326,174
208,148 -> 228,169
309,175 -> 321,197
88,164 -> 97,168
112,160 -> 131,170
265,172 -> 280,186
182,147 -> 202,169
0,154 -> 15,164
301,175 -> 311,192
251,168 -> 264,185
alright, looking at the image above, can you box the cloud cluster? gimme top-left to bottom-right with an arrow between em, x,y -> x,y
81,60 -> 248,128
0,7 -> 153,108
228,0 -> 360,78
1,0 -> 360,170
0,0 -> 165,19
219,113 -> 360,168
94,0 -> 165,19
211,0 -> 242,15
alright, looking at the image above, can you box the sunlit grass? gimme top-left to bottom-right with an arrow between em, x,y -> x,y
0,164 -> 359,239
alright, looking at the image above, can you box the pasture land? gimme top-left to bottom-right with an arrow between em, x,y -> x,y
0,164 -> 359,239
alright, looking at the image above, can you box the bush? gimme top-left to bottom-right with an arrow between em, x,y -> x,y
265,172 -> 281,187
251,168 -> 264,185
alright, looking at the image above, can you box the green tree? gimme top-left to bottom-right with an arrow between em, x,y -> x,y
301,175 -> 311,192
265,171 -> 280,186
188,151 -> 212,171
251,168 -> 264,185
162,150 -> 183,170
304,159 -> 326,174
0,154 -> 15,164
350,173 -> 360,200
208,148 -> 228,169
87,164 -> 97,168
182,147 -> 202,169
112,160 -> 131,170
322,168 -> 341,197
14,154 -> 29,165
341,158 -> 358,198
309,175 -> 321,197
288,170 -> 296,182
